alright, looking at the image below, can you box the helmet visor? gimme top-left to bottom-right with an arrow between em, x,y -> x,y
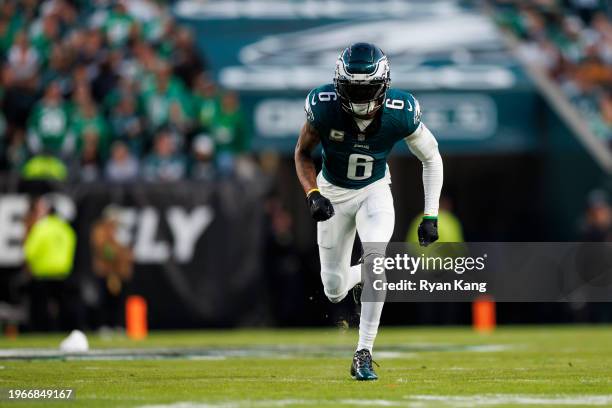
336,80 -> 386,104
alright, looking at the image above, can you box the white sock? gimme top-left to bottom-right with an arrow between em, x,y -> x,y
357,301 -> 384,352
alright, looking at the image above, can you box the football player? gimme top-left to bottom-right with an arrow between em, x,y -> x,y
294,43 -> 443,380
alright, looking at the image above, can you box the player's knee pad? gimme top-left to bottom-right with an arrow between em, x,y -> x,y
320,266 -> 347,304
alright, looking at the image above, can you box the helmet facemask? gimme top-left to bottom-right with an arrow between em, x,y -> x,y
335,79 -> 388,118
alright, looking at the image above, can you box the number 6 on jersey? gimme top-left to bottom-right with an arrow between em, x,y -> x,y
347,153 -> 373,180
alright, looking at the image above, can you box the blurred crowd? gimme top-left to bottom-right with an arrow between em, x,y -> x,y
494,0 -> 612,147
0,0 -> 249,182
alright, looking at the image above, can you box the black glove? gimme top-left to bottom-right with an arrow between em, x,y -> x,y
307,190 -> 334,222
418,217 -> 439,247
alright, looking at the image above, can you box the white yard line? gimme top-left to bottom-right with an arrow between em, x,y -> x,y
408,394 -> 612,406
138,394 -> 612,408
0,344 -> 514,361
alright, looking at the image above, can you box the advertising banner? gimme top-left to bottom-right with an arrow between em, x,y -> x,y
175,0 -> 539,153
0,181 -> 266,327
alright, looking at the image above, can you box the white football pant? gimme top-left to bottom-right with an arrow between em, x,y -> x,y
317,180 -> 394,352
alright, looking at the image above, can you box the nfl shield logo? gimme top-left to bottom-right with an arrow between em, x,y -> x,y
330,129 -> 344,141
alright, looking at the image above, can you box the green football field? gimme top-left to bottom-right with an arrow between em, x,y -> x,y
0,326 -> 611,407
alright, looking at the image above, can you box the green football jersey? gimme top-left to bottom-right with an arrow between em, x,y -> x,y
305,84 -> 422,189
27,102 -> 71,153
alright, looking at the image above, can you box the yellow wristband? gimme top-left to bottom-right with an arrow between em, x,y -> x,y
306,188 -> 320,197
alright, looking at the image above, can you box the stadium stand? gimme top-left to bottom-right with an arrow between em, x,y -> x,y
0,0 -> 248,180
493,0 -> 612,148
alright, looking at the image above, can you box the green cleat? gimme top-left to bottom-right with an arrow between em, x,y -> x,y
350,349 -> 378,381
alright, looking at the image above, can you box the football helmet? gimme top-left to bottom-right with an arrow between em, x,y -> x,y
334,43 -> 390,118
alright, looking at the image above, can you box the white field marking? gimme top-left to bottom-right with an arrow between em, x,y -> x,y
406,395 -> 612,406
0,344 -> 516,361
139,401 -> 409,408
394,343 -> 517,353
200,377 -> 347,384
137,395 -> 612,408
339,400 -> 414,406
374,351 -> 417,359
580,378 -> 612,384
463,344 -> 513,353
186,356 -> 226,361
0,348 -> 287,361
140,403 -> 238,408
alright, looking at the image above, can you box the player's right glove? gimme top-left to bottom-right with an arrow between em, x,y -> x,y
418,216 -> 438,247
307,189 -> 335,222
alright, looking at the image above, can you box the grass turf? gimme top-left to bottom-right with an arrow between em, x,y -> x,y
0,326 -> 611,407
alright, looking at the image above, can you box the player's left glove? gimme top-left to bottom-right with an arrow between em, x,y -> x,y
418,216 -> 438,247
